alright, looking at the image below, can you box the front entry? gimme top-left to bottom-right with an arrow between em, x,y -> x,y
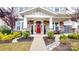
36,21 -> 41,33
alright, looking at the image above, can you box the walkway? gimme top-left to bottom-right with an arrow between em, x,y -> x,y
30,34 -> 47,51
47,35 -> 60,51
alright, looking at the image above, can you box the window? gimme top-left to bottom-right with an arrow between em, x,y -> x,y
48,7 -> 54,11
16,21 -> 24,31
53,22 -> 59,31
60,7 -> 66,12
19,7 -> 23,12
17,26 -> 20,30
55,7 -> 59,12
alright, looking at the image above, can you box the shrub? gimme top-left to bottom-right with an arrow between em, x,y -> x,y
22,31 -> 30,38
0,25 -> 11,34
47,31 -> 54,39
0,32 -> 4,39
77,34 -> 79,39
1,34 -> 13,41
60,35 -> 69,44
12,32 -> 22,38
68,34 -> 72,39
68,33 -> 79,39
71,42 -> 79,51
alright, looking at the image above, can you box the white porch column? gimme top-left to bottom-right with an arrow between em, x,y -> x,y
49,17 -> 53,31
33,21 -> 36,34
41,21 -> 44,34
23,15 -> 27,30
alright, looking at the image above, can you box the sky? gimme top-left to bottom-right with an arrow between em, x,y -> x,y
0,0 -> 79,7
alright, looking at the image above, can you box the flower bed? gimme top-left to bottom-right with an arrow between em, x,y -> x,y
0,32 -> 22,43
43,37 -> 55,45
43,31 -> 55,45
17,31 -> 34,42
0,31 -> 34,43
17,37 -> 34,42
53,43 -> 71,51
53,33 -> 79,51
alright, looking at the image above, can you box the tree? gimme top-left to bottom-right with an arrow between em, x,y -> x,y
69,7 -> 79,33
69,7 -> 79,22
66,7 -> 79,33
0,7 -> 18,31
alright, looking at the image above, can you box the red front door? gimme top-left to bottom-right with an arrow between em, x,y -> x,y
36,23 -> 41,33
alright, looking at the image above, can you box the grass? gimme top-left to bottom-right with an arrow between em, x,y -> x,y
0,42 -> 32,51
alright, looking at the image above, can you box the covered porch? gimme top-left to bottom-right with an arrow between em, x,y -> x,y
19,7 -> 72,34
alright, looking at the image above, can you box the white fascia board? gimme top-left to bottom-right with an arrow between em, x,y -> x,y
20,7 -> 57,16
20,7 -> 36,14
26,15 -> 51,18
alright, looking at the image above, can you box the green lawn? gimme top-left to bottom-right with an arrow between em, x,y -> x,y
0,42 -> 32,51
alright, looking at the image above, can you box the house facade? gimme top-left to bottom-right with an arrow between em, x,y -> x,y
14,7 -> 79,34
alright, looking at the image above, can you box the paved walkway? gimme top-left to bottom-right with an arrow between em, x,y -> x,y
47,35 -> 60,51
30,34 -> 47,51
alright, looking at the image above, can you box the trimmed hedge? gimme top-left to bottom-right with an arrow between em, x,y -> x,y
68,33 -> 79,39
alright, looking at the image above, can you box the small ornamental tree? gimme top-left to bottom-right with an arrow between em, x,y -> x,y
0,7 -> 18,32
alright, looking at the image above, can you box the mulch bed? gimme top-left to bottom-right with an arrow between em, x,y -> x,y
53,43 -> 71,51
52,38 -> 79,51
0,37 -> 34,44
43,36 -> 55,46
17,37 -> 34,42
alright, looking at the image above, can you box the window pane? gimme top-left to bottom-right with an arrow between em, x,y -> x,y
17,22 -> 20,25
19,7 -> 23,12
55,7 -> 59,12
16,21 -> 21,30
17,26 -> 20,30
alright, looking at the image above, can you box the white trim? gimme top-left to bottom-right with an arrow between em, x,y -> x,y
40,7 -> 57,14
26,15 -> 51,18
20,7 -> 37,14
20,7 -> 57,16
49,17 -> 53,29
23,15 -> 27,29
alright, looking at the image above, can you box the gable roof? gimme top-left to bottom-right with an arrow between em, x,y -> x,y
20,7 -> 57,16
20,7 -> 72,18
